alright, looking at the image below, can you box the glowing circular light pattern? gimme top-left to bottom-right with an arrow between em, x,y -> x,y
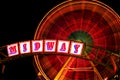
34,0 -> 120,80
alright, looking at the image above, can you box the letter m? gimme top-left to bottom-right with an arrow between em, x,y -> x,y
9,46 -> 17,54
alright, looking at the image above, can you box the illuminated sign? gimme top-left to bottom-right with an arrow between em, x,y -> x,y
7,40 -> 84,57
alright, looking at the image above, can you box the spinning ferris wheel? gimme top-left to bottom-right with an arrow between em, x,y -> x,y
0,0 -> 120,80
33,0 -> 120,80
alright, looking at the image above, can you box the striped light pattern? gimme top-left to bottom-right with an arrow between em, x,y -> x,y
34,0 -> 120,80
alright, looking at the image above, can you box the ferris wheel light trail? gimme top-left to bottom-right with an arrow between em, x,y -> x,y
54,57 -> 74,80
84,51 -> 103,80
64,67 -> 94,72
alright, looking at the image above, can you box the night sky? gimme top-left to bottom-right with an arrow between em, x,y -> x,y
0,0 -> 119,80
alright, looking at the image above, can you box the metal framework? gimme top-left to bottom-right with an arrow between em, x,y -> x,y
0,44 -> 119,80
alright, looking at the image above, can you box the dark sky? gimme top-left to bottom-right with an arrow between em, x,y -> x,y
0,0 -> 64,80
0,0 -> 119,80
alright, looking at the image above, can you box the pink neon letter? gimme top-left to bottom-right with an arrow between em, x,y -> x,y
60,43 -> 66,51
9,46 -> 17,54
47,42 -> 54,50
34,42 -> 40,50
74,44 -> 80,53
23,44 -> 27,52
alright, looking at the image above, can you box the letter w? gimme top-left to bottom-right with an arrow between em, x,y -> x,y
47,42 -> 54,50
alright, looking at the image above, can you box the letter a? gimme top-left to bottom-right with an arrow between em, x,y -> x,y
60,43 -> 66,51
57,40 -> 70,53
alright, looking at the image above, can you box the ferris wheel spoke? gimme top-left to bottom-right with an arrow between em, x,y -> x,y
84,51 -> 104,80
54,57 -> 75,80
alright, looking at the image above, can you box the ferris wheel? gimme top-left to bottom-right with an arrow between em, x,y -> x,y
33,0 -> 120,80
0,0 -> 119,80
